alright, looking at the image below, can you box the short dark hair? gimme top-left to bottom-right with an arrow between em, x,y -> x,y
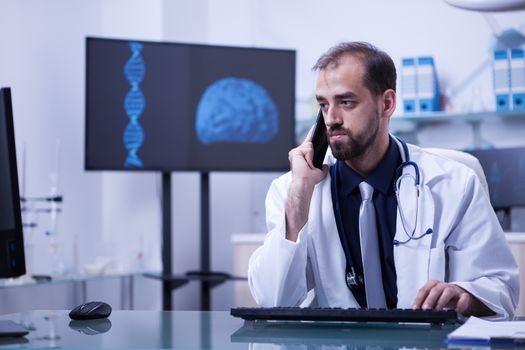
312,42 -> 397,96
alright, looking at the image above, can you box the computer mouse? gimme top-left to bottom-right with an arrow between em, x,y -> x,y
69,301 -> 112,320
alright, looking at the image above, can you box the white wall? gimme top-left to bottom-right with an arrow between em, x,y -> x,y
0,0 -> 104,313
0,0 -> 167,313
1,0 -> 525,313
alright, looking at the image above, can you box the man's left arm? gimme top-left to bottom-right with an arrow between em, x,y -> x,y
412,171 -> 520,318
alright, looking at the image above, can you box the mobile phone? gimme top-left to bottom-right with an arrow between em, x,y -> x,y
310,108 -> 328,169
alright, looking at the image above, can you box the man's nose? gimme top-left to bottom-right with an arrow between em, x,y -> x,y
323,106 -> 341,127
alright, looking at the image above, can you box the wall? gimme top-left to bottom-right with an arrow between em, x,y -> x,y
0,0 -> 104,313
0,0 -> 167,313
1,0 -> 524,314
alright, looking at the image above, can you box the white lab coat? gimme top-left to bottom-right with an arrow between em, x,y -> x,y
248,139 -> 520,318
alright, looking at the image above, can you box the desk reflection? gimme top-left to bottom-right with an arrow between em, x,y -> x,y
69,319 -> 112,335
1,310 -> 462,349
231,320 -> 457,350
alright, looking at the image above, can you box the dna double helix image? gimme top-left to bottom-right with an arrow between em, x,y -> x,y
123,42 -> 146,168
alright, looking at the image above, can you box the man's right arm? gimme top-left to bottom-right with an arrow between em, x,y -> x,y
285,142 -> 329,241
248,141 -> 328,306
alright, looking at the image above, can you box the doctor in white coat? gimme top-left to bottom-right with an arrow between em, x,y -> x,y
248,42 -> 519,318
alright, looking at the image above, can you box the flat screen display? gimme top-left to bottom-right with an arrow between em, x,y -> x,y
466,147 -> 525,209
0,87 -> 26,278
85,37 -> 296,172
0,91 -> 15,231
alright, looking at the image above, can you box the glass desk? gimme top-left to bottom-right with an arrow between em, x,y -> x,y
0,309 -> 471,349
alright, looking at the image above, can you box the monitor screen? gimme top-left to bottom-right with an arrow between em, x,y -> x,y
85,38 -> 296,172
466,147 -> 525,209
0,87 -> 26,278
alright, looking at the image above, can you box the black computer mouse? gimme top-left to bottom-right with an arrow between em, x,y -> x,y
69,301 -> 112,320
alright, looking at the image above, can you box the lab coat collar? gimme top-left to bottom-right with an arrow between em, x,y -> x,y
391,135 -> 448,185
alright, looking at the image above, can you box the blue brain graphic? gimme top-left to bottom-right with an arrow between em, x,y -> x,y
195,77 -> 279,144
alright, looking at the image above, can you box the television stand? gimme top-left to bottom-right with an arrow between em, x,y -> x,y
148,172 -> 245,310
144,271 -> 246,299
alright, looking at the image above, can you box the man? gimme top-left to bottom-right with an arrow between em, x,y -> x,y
248,42 -> 519,318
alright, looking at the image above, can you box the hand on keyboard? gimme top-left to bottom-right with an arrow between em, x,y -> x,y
412,279 -> 495,317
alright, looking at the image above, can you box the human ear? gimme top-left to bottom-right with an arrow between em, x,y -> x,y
382,89 -> 396,118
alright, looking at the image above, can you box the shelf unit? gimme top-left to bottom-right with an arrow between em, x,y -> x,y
390,110 -> 525,148
390,110 -> 525,124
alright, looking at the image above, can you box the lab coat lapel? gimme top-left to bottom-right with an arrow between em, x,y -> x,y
310,169 -> 360,308
394,184 -> 435,308
392,142 -> 436,308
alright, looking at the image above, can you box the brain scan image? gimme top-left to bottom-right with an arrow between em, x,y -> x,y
195,77 -> 279,144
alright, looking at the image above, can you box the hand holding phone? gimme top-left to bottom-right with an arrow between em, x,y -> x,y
310,108 -> 328,169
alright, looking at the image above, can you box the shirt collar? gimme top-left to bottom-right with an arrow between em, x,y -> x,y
337,136 -> 401,196
337,160 -> 363,196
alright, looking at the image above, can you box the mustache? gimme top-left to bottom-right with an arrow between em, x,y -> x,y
327,125 -> 350,137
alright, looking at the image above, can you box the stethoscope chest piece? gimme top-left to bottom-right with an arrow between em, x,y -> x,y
345,269 -> 363,292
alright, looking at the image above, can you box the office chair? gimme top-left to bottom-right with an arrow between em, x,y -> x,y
424,147 -> 490,196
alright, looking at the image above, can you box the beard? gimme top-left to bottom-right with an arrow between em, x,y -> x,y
329,110 -> 380,161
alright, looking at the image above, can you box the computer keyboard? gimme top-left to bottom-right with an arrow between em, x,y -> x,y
231,307 -> 460,325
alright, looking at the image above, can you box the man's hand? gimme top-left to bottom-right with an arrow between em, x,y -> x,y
412,279 -> 495,317
288,141 -> 328,185
285,141 -> 329,242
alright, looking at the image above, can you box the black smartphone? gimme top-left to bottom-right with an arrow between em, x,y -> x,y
310,108 -> 328,169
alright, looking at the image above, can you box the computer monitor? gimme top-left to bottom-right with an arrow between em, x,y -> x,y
85,37 -> 296,172
0,87 -> 26,278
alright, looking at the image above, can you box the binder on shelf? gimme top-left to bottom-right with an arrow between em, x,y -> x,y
416,56 -> 440,112
493,50 -> 511,112
401,58 -> 417,113
510,48 -> 525,111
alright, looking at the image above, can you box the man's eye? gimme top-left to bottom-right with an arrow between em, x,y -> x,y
342,100 -> 354,107
319,103 -> 328,111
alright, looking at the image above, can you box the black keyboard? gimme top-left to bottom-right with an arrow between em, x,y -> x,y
231,307 -> 460,324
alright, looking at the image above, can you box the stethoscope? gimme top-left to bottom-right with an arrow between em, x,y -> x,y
331,137 -> 433,292
392,138 -> 433,246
